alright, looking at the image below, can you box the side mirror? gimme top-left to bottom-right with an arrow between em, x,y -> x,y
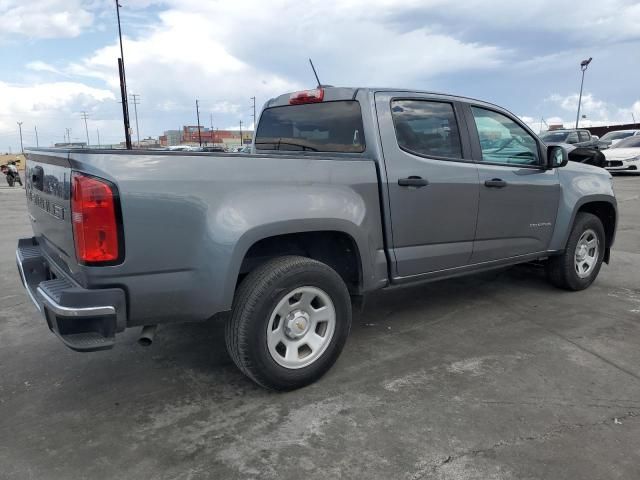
548,145 -> 568,168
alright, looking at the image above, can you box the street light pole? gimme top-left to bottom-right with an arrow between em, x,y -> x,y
34,126 -> 39,147
17,122 -> 24,152
575,57 -> 592,129
239,120 -> 243,148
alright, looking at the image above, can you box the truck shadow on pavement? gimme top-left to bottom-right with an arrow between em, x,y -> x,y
145,263 -> 555,391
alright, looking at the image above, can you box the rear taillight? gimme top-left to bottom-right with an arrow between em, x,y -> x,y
71,172 -> 122,264
289,88 -> 324,105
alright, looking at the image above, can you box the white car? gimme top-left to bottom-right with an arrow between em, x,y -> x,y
599,129 -> 640,149
603,136 -> 640,173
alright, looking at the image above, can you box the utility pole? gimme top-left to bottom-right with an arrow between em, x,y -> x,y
81,111 -> 90,146
97,129 -> 101,148
195,99 -> 202,147
250,96 -> 256,129
633,113 -> 637,124
115,1 -> 132,149
239,120 -> 243,148
575,57 -> 592,129
34,126 -> 39,147
17,122 -> 24,152
129,93 -> 141,146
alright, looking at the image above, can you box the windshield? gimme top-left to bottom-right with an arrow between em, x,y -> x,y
540,131 -> 570,142
613,136 -> 640,148
255,101 -> 365,153
601,131 -> 636,142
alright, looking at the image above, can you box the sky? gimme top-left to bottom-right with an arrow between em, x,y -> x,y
0,0 -> 639,151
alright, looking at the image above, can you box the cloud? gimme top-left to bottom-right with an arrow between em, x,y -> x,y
26,61 -> 63,75
0,1 -> 93,40
4,0 -> 640,150
0,81 -> 116,147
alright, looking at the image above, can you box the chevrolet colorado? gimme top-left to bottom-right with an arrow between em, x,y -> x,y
17,87 -> 617,390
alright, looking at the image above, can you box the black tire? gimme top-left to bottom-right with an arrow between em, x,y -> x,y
7,175 -> 14,187
225,256 -> 352,391
546,212 -> 605,291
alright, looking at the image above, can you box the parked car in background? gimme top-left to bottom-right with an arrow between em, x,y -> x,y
598,130 -> 640,149
540,129 -> 600,149
603,135 -> 640,173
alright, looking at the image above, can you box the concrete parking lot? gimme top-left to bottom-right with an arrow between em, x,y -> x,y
1,177 -> 639,480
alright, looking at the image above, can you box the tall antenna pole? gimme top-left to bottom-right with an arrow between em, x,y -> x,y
129,93 -> 141,146
17,122 -> 24,152
34,126 -> 39,147
115,1 -> 132,149
81,111 -> 90,146
195,99 -> 202,147
309,58 -> 322,87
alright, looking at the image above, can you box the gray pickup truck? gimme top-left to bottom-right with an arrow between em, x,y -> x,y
17,87 -> 617,390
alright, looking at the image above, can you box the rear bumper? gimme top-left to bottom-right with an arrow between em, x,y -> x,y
16,237 -> 127,352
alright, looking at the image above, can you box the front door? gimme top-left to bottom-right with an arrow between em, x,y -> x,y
463,104 -> 561,263
375,92 -> 480,278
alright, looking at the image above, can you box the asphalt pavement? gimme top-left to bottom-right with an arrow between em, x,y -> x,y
1,177 -> 639,480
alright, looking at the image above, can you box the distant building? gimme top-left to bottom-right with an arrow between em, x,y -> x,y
137,137 -> 161,148
159,126 -> 253,148
160,130 -> 182,146
54,142 -> 87,148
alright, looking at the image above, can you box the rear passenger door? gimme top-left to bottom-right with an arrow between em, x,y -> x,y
375,92 -> 480,278
463,104 -> 560,263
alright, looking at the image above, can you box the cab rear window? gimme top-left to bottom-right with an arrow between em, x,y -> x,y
255,101 -> 365,153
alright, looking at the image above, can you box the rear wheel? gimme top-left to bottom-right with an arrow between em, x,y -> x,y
546,212 -> 605,291
225,256 -> 352,391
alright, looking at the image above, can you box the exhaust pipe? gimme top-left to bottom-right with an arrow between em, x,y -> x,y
138,325 -> 157,346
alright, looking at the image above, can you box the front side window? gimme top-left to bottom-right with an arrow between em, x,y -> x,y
471,106 -> 540,166
391,100 -> 463,159
578,131 -> 591,142
255,101 -> 365,153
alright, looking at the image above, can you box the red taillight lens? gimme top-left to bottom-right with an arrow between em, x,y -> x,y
289,88 -> 324,105
71,172 -> 121,264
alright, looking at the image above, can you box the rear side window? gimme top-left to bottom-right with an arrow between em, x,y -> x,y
391,100 -> 463,159
255,101 -> 365,153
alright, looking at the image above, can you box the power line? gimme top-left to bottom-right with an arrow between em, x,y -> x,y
195,99 -> 202,147
129,93 -> 141,146
250,96 -> 256,128
81,111 -> 90,145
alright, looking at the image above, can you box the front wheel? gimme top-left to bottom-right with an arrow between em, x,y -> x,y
546,212 -> 605,291
7,175 -> 14,187
225,256 -> 352,391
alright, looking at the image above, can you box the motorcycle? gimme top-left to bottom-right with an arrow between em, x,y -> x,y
1,164 -> 22,187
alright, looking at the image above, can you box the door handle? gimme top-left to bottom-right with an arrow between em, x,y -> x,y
398,176 -> 429,187
484,178 -> 507,188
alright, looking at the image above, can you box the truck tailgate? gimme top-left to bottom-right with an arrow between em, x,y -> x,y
25,151 -> 77,271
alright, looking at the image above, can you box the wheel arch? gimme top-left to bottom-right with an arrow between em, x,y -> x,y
222,220 -> 379,309
558,196 -> 617,263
